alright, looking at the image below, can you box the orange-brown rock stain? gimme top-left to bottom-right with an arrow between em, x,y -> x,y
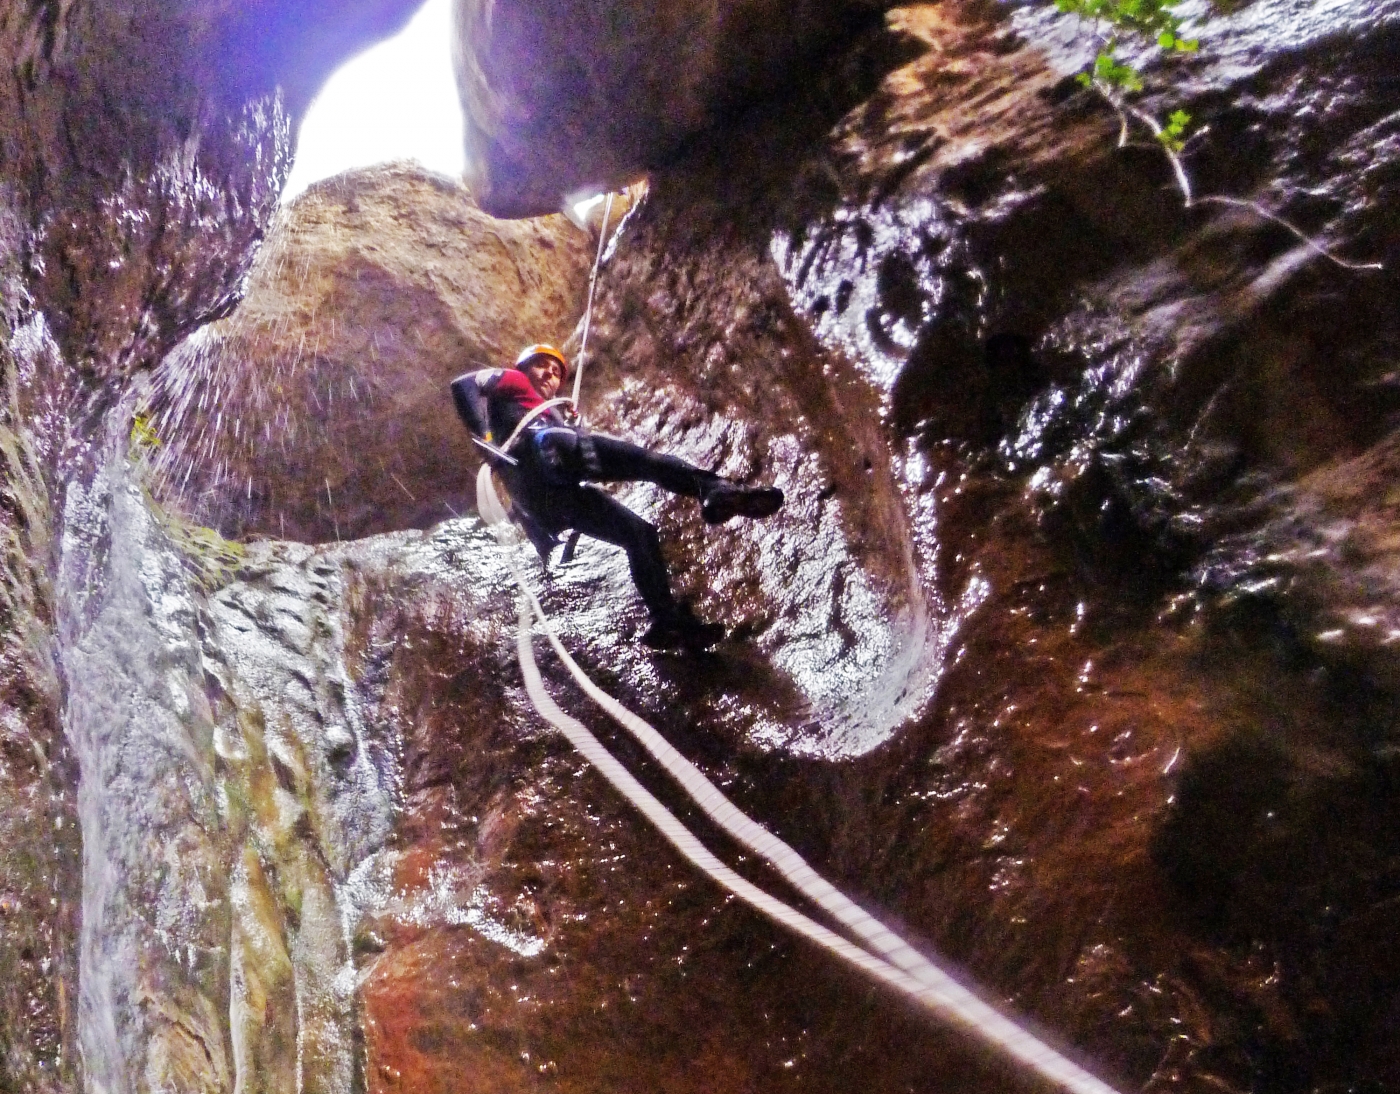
353,591 -> 1063,1094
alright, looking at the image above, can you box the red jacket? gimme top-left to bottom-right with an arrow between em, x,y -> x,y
450,367 -> 566,445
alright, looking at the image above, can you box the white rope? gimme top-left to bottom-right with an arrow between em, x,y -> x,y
474,463 -> 1124,1094
501,189 -> 618,458
572,192 -> 616,409
498,396 -> 576,455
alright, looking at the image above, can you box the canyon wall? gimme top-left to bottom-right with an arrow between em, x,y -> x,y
140,163 -> 593,543
452,0 -> 897,215
3,0 -> 1400,1092
0,3 -> 413,1088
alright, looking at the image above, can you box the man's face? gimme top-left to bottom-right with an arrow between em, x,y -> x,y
521,355 -> 564,399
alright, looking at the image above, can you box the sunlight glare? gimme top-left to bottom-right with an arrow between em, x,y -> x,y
282,0 -> 464,201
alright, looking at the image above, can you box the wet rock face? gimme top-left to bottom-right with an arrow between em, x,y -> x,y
141,164 -> 593,543
0,332 -> 80,1093
351,586 -> 1041,1094
1200,431 -> 1400,690
57,421 -> 413,1094
6,0 -> 1400,1090
452,0 -> 895,216
2,1 -> 421,385
520,0 -> 1400,1088
0,2 -> 444,1090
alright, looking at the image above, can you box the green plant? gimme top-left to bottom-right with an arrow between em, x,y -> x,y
130,412 -> 163,454
1053,0 -> 1381,270
1157,107 -> 1193,153
1055,0 -> 1199,148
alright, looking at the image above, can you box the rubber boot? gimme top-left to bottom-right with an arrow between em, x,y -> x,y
700,482 -> 785,525
640,602 -> 724,651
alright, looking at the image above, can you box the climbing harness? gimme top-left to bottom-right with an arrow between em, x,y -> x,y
474,462 -> 1122,1094
497,396 -> 577,454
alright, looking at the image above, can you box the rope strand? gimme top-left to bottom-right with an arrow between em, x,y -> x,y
572,192 -> 616,410
475,463 -> 1123,1094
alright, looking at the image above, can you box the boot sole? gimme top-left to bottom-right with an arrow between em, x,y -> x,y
701,488 -> 784,525
640,623 -> 724,651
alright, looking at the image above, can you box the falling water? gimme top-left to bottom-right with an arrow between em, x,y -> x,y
53,390 -> 405,1092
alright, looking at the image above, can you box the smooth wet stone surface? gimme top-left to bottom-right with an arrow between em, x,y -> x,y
4,0 -> 1400,1090
454,0 -> 896,216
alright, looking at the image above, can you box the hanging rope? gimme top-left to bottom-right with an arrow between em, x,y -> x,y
473,184 -> 1120,1092
487,192 -> 614,464
474,463 -> 1123,1094
481,191 -> 613,465
572,192 -> 615,410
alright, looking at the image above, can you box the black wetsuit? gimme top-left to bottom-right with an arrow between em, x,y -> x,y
451,368 -> 721,625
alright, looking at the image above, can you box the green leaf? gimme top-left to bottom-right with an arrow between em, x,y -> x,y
1062,0 -> 1202,100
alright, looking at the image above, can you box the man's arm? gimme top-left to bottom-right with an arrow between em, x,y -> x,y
450,369 -> 500,440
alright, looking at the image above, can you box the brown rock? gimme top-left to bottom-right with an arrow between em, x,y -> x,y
453,0 -> 894,217
1,1 -> 425,379
353,585 -> 1044,1094
450,0 -> 1400,1088
1215,429 -> 1400,690
7,0 -> 1400,1089
141,162 -> 593,542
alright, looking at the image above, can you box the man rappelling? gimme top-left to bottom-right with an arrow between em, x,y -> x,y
452,344 -> 784,649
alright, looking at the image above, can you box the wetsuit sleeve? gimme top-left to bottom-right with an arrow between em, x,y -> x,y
450,370 -> 499,438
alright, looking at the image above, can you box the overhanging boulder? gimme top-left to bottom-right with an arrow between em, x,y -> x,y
453,0 -> 893,217
141,163 -> 593,542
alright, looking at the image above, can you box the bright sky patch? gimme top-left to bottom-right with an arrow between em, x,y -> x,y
282,0 -> 465,201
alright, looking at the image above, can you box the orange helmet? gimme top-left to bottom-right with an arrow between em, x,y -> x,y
514,343 -> 569,376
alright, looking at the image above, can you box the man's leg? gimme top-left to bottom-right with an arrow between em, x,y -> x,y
549,483 -> 676,619
548,432 -> 783,524
550,483 -> 722,648
568,433 -> 719,497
